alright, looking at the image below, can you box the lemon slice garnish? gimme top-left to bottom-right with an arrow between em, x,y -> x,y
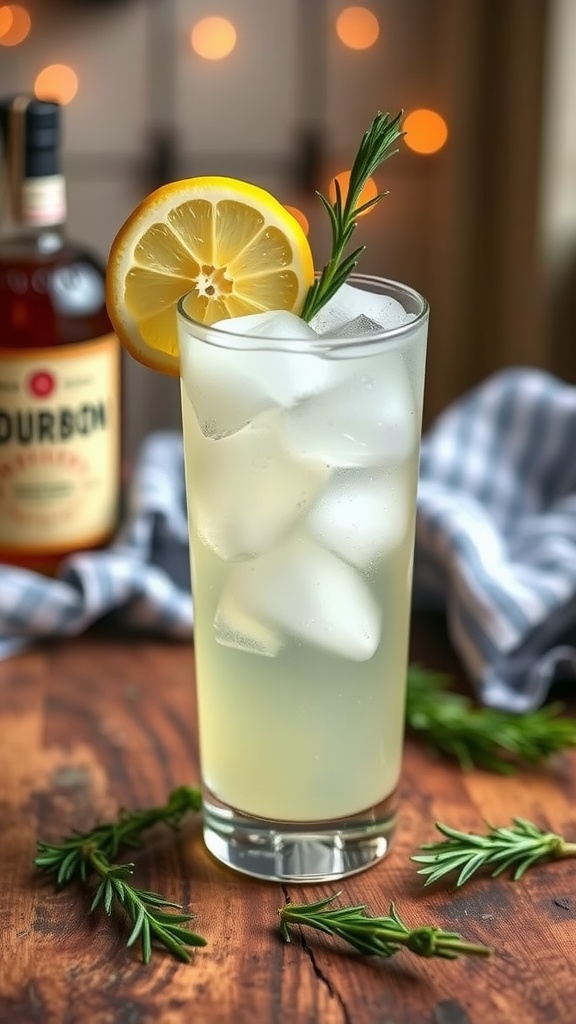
106,176 -> 314,375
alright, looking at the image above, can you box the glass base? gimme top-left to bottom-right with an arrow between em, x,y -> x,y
202,787 -> 397,882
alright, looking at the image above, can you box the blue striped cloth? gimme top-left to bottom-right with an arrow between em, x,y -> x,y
0,432 -> 193,660
414,369 -> 576,710
2,369 -> 576,712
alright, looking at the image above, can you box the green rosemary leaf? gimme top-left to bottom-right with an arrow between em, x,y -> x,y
163,925 -> 207,948
126,906 -> 146,947
142,920 -> 152,965
353,191 -> 387,217
103,878 -> 114,915
152,912 -> 197,925
90,880 -> 105,912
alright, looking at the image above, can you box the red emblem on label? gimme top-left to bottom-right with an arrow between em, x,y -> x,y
28,370 -> 56,398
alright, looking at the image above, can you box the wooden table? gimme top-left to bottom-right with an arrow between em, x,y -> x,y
1,614 -> 575,1023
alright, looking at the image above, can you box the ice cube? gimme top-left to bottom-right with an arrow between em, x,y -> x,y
307,469 -> 411,569
214,588 -> 284,656
180,310 -> 333,437
310,282 -> 414,335
189,411 -> 330,562
327,313 -> 384,338
280,350 -> 418,468
180,339 -> 272,439
220,534 -> 381,661
213,310 -> 317,341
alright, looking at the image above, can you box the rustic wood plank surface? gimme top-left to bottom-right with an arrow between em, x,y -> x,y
1,615 -> 576,1024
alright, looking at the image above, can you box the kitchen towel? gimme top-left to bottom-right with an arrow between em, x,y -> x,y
414,368 -> 576,710
0,431 -> 193,660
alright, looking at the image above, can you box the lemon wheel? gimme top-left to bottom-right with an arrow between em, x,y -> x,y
106,176 -> 314,375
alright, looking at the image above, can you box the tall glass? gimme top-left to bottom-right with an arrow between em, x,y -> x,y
178,275 -> 428,882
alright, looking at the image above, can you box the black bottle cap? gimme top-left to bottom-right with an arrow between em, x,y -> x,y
0,96 -> 61,177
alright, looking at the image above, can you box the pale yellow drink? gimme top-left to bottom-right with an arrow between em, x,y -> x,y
181,391 -> 419,822
178,276 -> 428,865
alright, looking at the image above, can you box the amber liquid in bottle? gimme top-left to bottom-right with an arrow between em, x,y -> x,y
0,240 -> 120,573
0,97 -> 121,574
0,241 -> 111,353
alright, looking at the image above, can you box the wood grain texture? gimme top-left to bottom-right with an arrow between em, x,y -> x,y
1,616 -> 576,1024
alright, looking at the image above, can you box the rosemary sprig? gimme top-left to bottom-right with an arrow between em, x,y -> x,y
35,784 -> 204,964
35,784 -> 202,886
301,111 -> 404,322
87,849 -> 206,964
412,818 -> 576,888
405,666 -> 576,773
279,892 -> 492,960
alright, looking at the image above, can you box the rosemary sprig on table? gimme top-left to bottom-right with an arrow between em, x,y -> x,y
89,851 -> 205,964
35,784 -> 202,885
301,111 -> 404,322
279,892 -> 492,960
412,818 -> 576,888
36,784 -> 204,963
405,666 -> 576,773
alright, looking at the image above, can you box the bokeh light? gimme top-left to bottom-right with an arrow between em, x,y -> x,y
284,205 -> 310,236
191,17 -> 237,60
0,6 -> 12,37
34,64 -> 79,105
329,170 -> 379,216
336,6 -> 379,50
403,108 -> 448,154
0,4 -> 31,46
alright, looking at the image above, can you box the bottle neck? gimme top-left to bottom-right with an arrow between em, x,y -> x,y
1,96 -> 67,237
0,174 -> 67,253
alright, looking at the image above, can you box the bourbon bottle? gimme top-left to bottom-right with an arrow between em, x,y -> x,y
0,96 -> 121,573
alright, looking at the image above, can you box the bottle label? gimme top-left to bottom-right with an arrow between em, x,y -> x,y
0,334 -> 120,555
20,175 -> 67,227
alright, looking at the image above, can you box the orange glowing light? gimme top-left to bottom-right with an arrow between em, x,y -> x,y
0,6 -> 13,37
191,16 -> 237,60
284,205 -> 309,236
0,4 -> 31,46
336,6 -> 379,50
328,170 -> 378,216
34,64 -> 79,105
403,108 -> 448,154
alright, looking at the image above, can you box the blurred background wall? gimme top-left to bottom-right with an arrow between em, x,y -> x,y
1,0 -> 575,459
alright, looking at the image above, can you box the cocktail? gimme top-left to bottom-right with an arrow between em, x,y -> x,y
107,114 -> 429,881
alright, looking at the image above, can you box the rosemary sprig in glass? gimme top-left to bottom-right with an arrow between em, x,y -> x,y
279,892 -> 492,960
406,666 -> 576,773
301,110 -> 404,322
412,818 -> 576,888
36,784 -> 204,963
